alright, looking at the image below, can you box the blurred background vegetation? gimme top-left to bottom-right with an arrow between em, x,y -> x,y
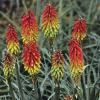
0,0 -> 100,100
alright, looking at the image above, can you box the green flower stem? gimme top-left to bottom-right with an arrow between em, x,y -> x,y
87,0 -> 94,22
16,57 -> 24,100
81,75 -> 87,100
7,77 -> 16,100
55,82 -> 60,100
36,0 -> 41,24
89,77 -> 100,100
58,0 -> 63,33
32,75 -> 42,100
37,79 -> 42,100
22,0 -> 27,12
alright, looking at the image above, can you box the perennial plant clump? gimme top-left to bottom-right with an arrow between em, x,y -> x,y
0,0 -> 99,100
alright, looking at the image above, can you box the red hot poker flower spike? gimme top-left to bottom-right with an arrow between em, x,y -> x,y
42,3 -> 59,39
51,50 -> 64,82
69,39 -> 84,85
72,18 -> 87,41
21,10 -> 38,44
22,42 -> 41,75
3,51 -> 15,79
6,24 -> 20,55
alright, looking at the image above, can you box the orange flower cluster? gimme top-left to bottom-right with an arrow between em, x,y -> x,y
69,39 -> 84,84
6,24 -> 20,55
42,3 -> 59,39
21,10 -> 41,75
72,18 -> 87,41
22,42 -> 41,75
21,10 -> 39,44
51,50 -> 64,82
3,52 -> 15,79
5,24 -> 19,78
69,17 -> 86,85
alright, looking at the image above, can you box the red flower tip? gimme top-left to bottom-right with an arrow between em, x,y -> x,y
22,42 -> 41,75
72,18 -> 87,41
51,50 -> 64,81
3,51 -> 15,79
21,10 -> 38,44
42,3 -> 59,39
6,24 -> 20,55
69,39 -> 84,85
